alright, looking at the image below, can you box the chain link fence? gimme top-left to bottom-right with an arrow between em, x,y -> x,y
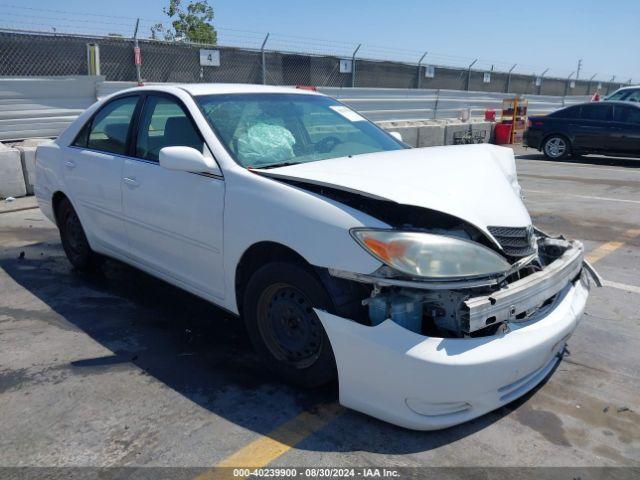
0,29 -> 629,95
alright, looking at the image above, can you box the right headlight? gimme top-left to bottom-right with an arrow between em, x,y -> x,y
351,229 -> 511,279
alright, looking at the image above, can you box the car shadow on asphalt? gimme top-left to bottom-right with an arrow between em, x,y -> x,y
1,242 -> 555,456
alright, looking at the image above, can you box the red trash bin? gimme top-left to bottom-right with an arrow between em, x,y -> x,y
494,123 -> 512,144
484,109 -> 496,121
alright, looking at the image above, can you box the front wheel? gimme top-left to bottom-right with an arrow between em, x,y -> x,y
243,262 -> 337,388
542,135 -> 570,160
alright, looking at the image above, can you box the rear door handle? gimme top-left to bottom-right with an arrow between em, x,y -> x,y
64,160 -> 76,169
123,177 -> 140,188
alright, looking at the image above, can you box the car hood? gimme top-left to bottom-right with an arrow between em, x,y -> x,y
255,144 -> 531,238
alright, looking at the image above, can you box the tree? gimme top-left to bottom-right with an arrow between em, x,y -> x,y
151,0 -> 217,44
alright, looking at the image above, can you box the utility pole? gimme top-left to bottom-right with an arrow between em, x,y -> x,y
417,51 -> 428,89
576,59 -> 583,80
133,19 -> 143,86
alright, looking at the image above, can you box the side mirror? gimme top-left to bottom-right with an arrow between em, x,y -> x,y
159,146 -> 220,175
389,131 -> 403,142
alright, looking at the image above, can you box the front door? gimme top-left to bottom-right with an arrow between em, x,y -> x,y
63,95 -> 139,255
121,94 -> 225,300
573,103 -> 614,152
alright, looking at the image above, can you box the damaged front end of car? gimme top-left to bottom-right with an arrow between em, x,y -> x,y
319,220 -> 601,429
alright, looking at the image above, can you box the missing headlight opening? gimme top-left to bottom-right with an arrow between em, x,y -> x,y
331,231 -> 585,339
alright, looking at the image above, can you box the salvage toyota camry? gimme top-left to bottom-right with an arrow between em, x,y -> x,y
35,84 -> 600,430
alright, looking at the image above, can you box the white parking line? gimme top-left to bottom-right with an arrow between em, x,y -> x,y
525,190 -> 640,205
603,280 -> 640,295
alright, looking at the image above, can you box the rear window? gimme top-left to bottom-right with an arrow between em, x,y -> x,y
580,104 -> 613,121
614,105 -> 640,124
551,105 -> 581,119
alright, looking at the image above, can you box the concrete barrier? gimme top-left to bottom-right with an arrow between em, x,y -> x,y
0,143 -> 27,198
417,122 -> 446,147
15,146 -> 36,195
376,120 -> 419,147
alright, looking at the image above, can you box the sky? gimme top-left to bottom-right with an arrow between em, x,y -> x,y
2,0 -> 639,81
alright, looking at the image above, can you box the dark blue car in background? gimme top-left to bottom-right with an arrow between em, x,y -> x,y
524,101 -> 640,159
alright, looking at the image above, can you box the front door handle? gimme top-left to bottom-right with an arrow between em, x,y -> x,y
123,177 -> 140,188
64,160 -> 76,169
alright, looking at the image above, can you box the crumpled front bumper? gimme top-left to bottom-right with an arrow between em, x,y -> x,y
317,269 -> 591,430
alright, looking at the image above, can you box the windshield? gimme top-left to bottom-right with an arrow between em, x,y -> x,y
196,93 -> 405,168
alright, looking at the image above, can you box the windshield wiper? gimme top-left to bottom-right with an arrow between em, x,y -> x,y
253,161 -> 303,169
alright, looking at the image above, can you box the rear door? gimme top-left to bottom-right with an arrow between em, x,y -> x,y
611,104 -> 640,154
64,95 -> 140,255
121,93 -> 226,300
573,103 -> 614,152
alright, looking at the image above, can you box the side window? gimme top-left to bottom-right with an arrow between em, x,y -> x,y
606,90 -> 627,101
553,105 -> 581,119
135,96 -> 204,162
625,91 -> 640,102
86,96 -> 139,155
614,106 -> 640,124
580,104 -> 613,121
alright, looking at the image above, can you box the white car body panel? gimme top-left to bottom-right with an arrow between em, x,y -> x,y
34,83 -> 592,431
317,277 -> 588,430
259,143 -> 529,241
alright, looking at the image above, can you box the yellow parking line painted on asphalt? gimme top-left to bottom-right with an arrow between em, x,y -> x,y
586,228 -> 640,264
196,403 -> 344,480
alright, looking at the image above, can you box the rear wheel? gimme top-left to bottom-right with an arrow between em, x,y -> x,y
56,197 -> 102,271
542,135 -> 570,160
243,262 -> 337,388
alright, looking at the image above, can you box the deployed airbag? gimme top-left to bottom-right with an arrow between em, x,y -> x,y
237,123 -> 296,165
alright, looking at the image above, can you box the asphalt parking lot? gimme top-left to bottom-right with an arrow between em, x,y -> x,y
1,146 -> 639,472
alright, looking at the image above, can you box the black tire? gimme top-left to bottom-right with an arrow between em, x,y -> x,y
56,197 -> 102,271
243,261 -> 337,388
542,134 -> 571,160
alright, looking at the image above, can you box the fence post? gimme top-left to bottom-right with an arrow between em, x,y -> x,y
260,33 -> 270,85
133,19 -> 143,86
537,68 -> 549,95
587,73 -> 597,95
351,44 -> 361,88
506,64 -> 516,93
605,76 -> 615,95
86,43 -> 101,76
417,51 -> 427,89
433,89 -> 440,119
466,59 -> 477,91
564,71 -> 575,97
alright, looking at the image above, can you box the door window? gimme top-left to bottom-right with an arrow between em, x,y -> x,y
552,105 -> 581,119
614,105 -> 640,124
84,96 -> 139,154
625,90 -> 640,102
135,96 -> 204,162
580,104 -> 613,121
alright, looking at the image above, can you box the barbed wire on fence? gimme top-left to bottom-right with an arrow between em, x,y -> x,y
0,2 -> 635,94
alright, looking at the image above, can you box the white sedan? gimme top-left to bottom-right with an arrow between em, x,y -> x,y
35,84 -> 599,430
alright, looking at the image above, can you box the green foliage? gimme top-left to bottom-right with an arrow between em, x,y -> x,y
151,0 -> 217,45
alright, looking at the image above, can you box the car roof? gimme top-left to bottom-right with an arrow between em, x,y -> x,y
562,100 -> 640,108
115,83 -> 324,97
609,85 -> 640,92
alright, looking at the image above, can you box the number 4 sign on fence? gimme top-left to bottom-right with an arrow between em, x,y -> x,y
200,49 -> 220,67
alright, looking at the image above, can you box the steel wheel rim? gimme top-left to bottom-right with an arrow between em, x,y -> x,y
256,283 -> 323,369
64,211 -> 84,254
545,137 -> 567,158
